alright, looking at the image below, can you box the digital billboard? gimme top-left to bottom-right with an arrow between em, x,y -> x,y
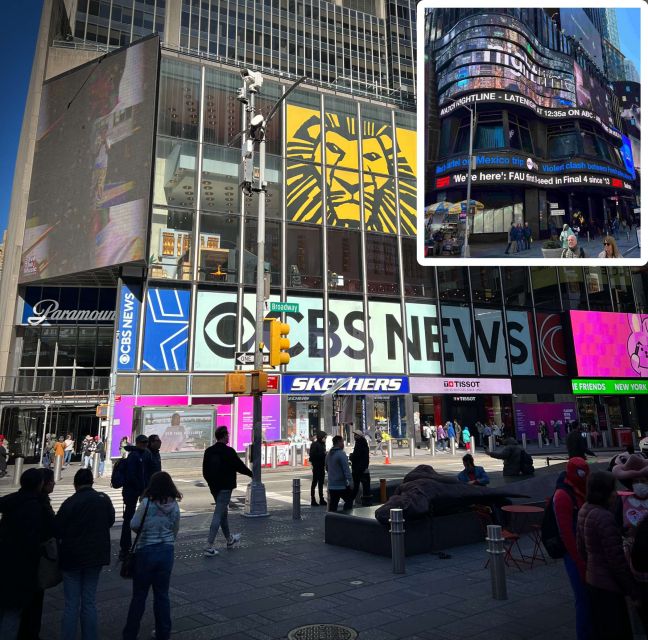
560,8 -> 604,70
570,311 -> 648,378
20,36 -> 159,282
573,61 -> 613,126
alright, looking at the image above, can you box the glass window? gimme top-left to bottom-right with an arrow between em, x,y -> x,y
149,208 -> 194,281
502,268 -> 532,307
253,80 -> 283,157
608,267 -> 636,312
584,267 -> 612,311
286,224 -> 323,290
202,68 -> 242,147
402,238 -> 435,298
558,267 -> 587,310
95,327 -> 113,368
198,212 -> 240,283
508,113 -> 534,154
366,234 -> 399,295
56,328 -> 77,366
76,328 -> 97,368
243,154 -> 282,219
548,125 -> 580,159
201,144 -> 240,215
153,138 -> 197,208
157,58 -> 201,140
326,229 -> 363,293
21,328 -> 39,367
531,267 -> 561,310
243,219 -> 281,286
469,267 -> 502,306
38,328 -> 57,367
437,266 -> 468,303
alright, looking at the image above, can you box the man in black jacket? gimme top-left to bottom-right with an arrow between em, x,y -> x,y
56,468 -> 115,640
309,431 -> 327,506
349,430 -> 371,505
119,434 -> 153,559
148,434 -> 162,475
202,426 -> 252,557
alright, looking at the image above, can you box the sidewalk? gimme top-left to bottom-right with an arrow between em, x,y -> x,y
41,498 -> 579,640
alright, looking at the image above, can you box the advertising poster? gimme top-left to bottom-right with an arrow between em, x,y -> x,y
235,395 -> 281,451
506,310 -> 538,376
571,311 -> 648,378
21,287 -> 116,326
194,290 -> 238,371
285,295 -> 325,372
369,300 -> 405,372
138,407 -> 215,453
514,402 -> 577,440
328,298 -> 367,372
116,282 -> 141,371
405,301 -> 442,375
536,312 -> 568,376
441,305 -> 477,374
295,402 -> 311,440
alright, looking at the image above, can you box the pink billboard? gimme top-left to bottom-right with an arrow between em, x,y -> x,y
236,395 -> 281,450
570,311 -> 648,378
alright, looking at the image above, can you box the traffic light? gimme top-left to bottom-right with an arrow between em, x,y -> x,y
268,318 -> 290,367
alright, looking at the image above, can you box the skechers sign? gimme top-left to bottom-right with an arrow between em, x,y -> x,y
116,283 -> 141,371
282,376 -> 409,394
22,287 -> 116,326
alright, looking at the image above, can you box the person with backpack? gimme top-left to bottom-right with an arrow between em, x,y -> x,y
119,435 -> 154,561
547,457 -> 591,640
487,438 -> 534,479
56,468 -> 115,640
309,431 -> 327,506
202,426 -> 252,557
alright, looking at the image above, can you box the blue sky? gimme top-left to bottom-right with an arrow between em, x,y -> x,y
0,2 -> 41,233
616,8 -> 641,73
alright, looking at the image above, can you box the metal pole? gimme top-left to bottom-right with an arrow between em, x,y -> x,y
39,404 -> 49,468
409,436 -> 415,457
602,431 -> 608,448
631,431 -> 638,449
538,433 -> 543,449
387,438 -> 393,462
463,105 -> 474,258
450,437 -> 456,456
270,445 -> 277,469
292,478 -> 301,520
470,436 -> 476,454
390,508 -> 406,574
488,435 -> 495,453
554,432 -> 559,448
587,432 -> 593,451
290,444 -> 296,467
92,452 -> 100,479
54,454 -> 63,482
521,433 -> 527,450
245,444 -> 252,468
380,478 -> 387,504
11,456 -> 24,488
245,83 -> 269,518
301,442 -> 307,466
430,436 -> 436,456
486,524 -> 508,600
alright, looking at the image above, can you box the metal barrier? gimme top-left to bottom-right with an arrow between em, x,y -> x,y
470,436 -> 476,454
390,509 -> 405,574
54,454 -> 63,482
521,434 -> 527,450
290,445 -> 297,467
486,524 -> 508,600
292,479 -> 301,520
429,437 -> 436,456
409,437 -> 415,457
538,433 -> 543,449
488,435 -> 495,453
12,457 -> 24,488
92,452 -> 101,478
450,438 -> 456,456
554,432 -> 559,448
270,446 -> 277,469
601,431 -> 608,448
387,439 -> 393,462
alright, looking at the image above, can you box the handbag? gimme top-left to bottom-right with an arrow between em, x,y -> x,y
38,537 -> 62,590
120,499 -> 150,579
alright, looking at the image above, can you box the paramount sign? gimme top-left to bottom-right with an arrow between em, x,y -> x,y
26,299 -> 116,326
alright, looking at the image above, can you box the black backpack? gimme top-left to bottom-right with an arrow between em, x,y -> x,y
519,449 -> 535,475
111,457 -> 126,489
541,483 -> 577,559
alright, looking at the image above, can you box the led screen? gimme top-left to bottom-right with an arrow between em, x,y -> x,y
570,311 -> 648,378
20,36 -> 159,282
560,8 -> 604,70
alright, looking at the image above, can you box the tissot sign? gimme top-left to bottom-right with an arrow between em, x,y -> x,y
282,376 -> 409,394
410,377 -> 512,395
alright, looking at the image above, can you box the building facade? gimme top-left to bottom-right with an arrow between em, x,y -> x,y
0,1 -> 646,461
424,8 -> 639,242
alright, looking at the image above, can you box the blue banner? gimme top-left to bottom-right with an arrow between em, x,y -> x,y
116,283 -> 141,371
282,375 -> 409,395
142,288 -> 190,371
620,134 -> 636,180
22,287 -> 116,325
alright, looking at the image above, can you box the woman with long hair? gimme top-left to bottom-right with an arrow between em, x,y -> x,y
597,236 -> 621,258
122,472 -> 182,640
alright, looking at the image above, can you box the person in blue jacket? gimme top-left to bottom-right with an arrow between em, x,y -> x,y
457,454 -> 490,486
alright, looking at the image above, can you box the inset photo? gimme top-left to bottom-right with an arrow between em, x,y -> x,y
417,2 -> 645,265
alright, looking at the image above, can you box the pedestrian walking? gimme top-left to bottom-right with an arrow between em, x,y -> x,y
373,427 -> 385,456
577,471 -> 639,640
309,431 -> 327,506
119,435 -> 154,561
436,423 -> 447,452
42,435 -> 53,468
523,221 -> 532,250
64,433 -> 75,466
147,434 -> 162,475
122,472 -> 181,640
560,223 -> 574,248
54,436 -> 66,467
461,426 -> 471,450
119,436 -> 129,458
598,236 -> 621,258
82,436 -> 96,469
504,222 -> 517,254
95,436 -> 106,477
349,430 -> 370,504
0,437 -> 7,477
446,421 -> 456,447
0,468 -> 54,639
202,426 -> 252,557
56,468 -> 115,640
325,435 -> 353,512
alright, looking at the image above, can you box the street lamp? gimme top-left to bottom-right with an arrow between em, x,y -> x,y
446,97 -> 476,258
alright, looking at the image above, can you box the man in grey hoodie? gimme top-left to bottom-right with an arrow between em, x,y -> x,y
325,435 -> 353,512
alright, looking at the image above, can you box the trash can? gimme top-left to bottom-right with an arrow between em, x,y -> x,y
613,428 -> 633,448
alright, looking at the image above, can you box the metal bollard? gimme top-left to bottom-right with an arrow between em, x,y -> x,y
301,443 -> 307,465
292,478 -> 301,520
538,433 -> 543,449
632,431 -> 639,449
470,436 -> 476,454
409,437 -> 415,457
430,437 -> 436,457
380,478 -> 387,504
488,435 -> 495,453
290,445 -> 297,467
586,433 -> 593,451
11,457 -> 24,488
389,508 -> 406,574
54,454 -> 63,482
554,432 -> 559,448
521,433 -> 527,450
387,439 -> 393,462
601,431 -> 608,448
245,444 -> 252,467
486,524 -> 508,600
270,446 -> 277,469
450,438 -> 456,456
92,452 -> 101,479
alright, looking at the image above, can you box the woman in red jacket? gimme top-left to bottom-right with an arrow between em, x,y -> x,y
577,471 -> 639,640
554,457 -> 590,640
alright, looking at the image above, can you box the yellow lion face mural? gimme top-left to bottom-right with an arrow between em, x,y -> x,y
286,105 -> 417,234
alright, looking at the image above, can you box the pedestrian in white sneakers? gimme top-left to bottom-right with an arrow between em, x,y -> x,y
202,426 -> 252,556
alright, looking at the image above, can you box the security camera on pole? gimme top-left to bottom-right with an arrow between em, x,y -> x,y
235,70 -> 305,517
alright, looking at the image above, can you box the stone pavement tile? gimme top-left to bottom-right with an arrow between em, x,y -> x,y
170,616 -> 259,640
339,609 -> 403,631
260,598 -> 335,622
378,611 -> 454,637
172,613 -> 219,632
222,595 -> 298,618
357,629 -> 399,640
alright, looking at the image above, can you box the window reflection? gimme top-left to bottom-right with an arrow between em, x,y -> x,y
149,208 -> 194,281
286,225 -> 323,289
198,212 -> 239,283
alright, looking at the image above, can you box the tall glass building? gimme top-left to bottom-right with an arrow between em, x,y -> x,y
0,0 -> 646,461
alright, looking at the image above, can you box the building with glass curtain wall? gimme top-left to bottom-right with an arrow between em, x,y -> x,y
0,0 -> 646,460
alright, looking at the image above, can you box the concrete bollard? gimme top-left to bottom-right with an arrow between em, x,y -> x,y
486,524 -> 508,600
601,431 -> 608,448
380,478 -> 387,504
290,445 -> 297,467
387,439 -> 393,462
521,433 -> 527,450
409,437 -> 415,457
292,478 -> 301,520
470,436 -> 476,454
54,454 -> 63,482
430,437 -> 436,457
11,457 -> 24,488
389,508 -> 406,574
554,432 -> 559,448
270,446 -> 277,469
488,435 -> 495,453
538,433 -> 543,449
92,452 -> 100,479
586,433 -> 593,451
450,438 -> 456,456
